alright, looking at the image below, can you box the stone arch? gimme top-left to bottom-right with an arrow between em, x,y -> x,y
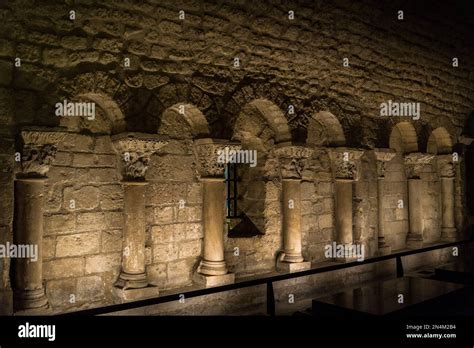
232,98 -> 291,149
59,93 -> 126,135
427,127 -> 453,155
158,103 -> 210,140
307,111 -> 346,146
389,122 -> 418,154
224,98 -> 290,275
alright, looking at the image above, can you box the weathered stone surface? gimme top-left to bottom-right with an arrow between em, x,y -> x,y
43,258 -> 85,279
85,253 -> 121,274
63,186 -> 100,211
56,232 -> 100,257
76,275 -> 105,302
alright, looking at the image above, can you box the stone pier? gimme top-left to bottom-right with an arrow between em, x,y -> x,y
328,148 -> 364,262
374,149 -> 396,255
194,139 -> 240,287
404,153 -> 435,249
112,132 -> 168,300
275,145 -> 313,272
437,155 -> 457,241
13,129 -> 65,313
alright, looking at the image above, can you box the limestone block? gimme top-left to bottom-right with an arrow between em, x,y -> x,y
153,206 -> 174,224
45,278 -> 76,307
185,223 -> 203,239
85,253 -> 121,274
43,236 -> 56,259
101,230 -> 123,253
152,243 -> 178,263
44,214 -> 75,235
179,240 -> 202,258
56,232 -> 100,257
76,212 -> 105,232
43,257 -> 84,280
99,184 -> 123,210
76,276 -> 105,302
151,225 -> 174,244
147,263 -> 167,285
63,185 -> 100,211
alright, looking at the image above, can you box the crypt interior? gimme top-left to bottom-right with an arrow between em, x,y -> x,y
0,0 -> 474,316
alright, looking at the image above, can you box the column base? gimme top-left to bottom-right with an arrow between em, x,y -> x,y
193,272 -> 235,288
406,234 -> 423,249
280,252 -> 304,263
14,288 -> 49,312
441,227 -> 457,242
197,260 -> 228,276
115,271 -> 148,289
276,260 -> 311,273
113,284 -> 159,302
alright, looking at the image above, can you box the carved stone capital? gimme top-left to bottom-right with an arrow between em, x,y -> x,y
437,154 -> 455,178
193,138 -> 241,178
274,144 -> 314,179
404,153 -> 435,179
328,148 -> 364,180
18,128 -> 67,178
112,132 -> 168,181
374,148 -> 396,178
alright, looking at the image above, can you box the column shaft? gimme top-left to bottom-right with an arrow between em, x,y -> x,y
441,177 -> 456,239
281,179 -> 303,263
13,178 -> 48,310
406,178 -> 423,247
377,177 -> 391,254
335,180 -> 353,245
198,178 -> 227,276
116,181 -> 148,289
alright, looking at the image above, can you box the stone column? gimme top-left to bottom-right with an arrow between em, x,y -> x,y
404,153 -> 435,249
274,145 -> 313,272
194,138 -> 240,287
13,129 -> 65,313
112,133 -> 168,300
374,149 -> 396,255
437,155 -> 457,241
328,148 -> 364,262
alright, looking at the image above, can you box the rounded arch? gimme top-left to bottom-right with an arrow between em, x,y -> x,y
231,98 -> 291,148
427,127 -> 453,154
307,111 -> 346,146
59,93 -> 126,135
158,103 -> 210,139
389,122 -> 418,154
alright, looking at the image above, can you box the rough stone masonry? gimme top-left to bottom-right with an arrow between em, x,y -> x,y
0,0 -> 473,315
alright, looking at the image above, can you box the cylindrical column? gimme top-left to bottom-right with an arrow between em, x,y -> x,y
281,179 -> 303,263
198,178 -> 227,276
440,176 -> 456,240
335,179 -> 353,246
116,181 -> 148,289
406,178 -> 423,248
377,177 -> 390,254
13,178 -> 48,310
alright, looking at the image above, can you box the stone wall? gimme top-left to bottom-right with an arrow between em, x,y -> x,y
0,0 -> 473,314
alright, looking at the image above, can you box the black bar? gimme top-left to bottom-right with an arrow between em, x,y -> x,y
266,281 -> 275,316
396,255 -> 404,278
59,238 -> 474,316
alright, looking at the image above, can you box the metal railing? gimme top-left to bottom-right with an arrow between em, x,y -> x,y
59,239 -> 474,316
